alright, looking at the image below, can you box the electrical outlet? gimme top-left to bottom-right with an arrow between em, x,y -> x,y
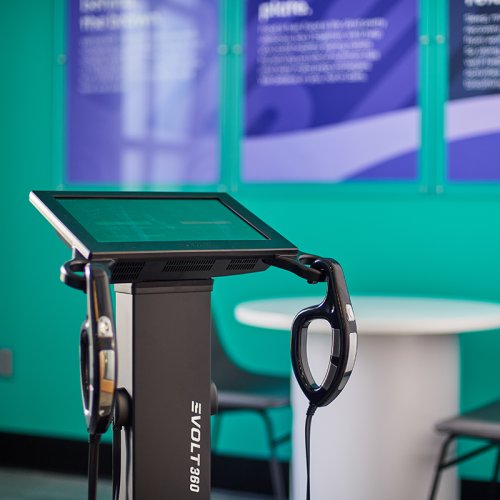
0,349 -> 13,378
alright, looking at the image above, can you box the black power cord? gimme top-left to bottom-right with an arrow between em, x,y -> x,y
305,403 -> 317,500
112,388 -> 132,500
112,424 -> 121,500
88,434 -> 101,500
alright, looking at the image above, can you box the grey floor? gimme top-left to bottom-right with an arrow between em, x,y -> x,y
0,468 -> 270,500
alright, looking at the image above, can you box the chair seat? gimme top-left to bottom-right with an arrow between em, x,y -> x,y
211,326 -> 290,499
218,389 -> 290,411
216,375 -> 291,411
436,400 -> 500,441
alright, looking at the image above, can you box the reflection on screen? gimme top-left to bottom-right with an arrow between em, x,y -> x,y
57,198 -> 267,243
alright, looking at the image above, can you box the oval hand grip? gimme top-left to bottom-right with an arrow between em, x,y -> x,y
291,258 -> 357,408
80,262 -> 117,436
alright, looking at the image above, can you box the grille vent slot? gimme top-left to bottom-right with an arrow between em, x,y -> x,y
162,258 -> 216,273
226,258 -> 259,271
111,261 -> 145,282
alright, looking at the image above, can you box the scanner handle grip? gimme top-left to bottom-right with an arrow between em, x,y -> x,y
81,262 -> 117,436
291,258 -> 357,408
61,259 -> 87,291
61,259 -> 115,291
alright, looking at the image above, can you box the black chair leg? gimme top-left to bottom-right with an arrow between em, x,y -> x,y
260,410 -> 287,500
428,434 -> 455,500
488,445 -> 500,500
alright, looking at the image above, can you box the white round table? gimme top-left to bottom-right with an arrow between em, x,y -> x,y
235,296 -> 500,500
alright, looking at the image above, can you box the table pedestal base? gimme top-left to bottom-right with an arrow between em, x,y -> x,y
292,333 -> 459,500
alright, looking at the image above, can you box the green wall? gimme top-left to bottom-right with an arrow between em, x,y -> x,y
1,0 -> 500,481
0,0 -> 86,439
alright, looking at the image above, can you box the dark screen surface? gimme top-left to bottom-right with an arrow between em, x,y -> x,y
57,197 -> 267,243
30,191 -> 297,260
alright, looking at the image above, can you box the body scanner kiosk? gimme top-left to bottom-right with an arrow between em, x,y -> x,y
30,191 -> 357,500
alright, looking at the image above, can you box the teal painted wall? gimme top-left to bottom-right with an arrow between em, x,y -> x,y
0,0 -> 88,439
1,0 -> 499,481
212,195 -> 500,474
0,0 -> 87,439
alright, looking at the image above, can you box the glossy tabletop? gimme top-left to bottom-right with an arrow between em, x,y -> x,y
235,296 -> 500,335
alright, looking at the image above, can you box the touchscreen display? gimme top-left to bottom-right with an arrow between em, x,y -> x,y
57,198 -> 267,243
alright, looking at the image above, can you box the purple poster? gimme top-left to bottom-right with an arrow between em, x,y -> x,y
67,0 -> 219,185
243,0 -> 419,183
447,0 -> 500,182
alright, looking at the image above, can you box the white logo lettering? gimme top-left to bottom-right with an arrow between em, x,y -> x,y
465,0 -> 500,6
189,401 -> 202,493
259,0 -> 313,22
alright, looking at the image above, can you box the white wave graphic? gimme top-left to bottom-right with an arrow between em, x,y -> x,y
244,107 -> 420,181
447,94 -> 500,141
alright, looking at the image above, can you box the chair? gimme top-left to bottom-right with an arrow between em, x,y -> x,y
428,399 -> 500,500
211,323 -> 291,500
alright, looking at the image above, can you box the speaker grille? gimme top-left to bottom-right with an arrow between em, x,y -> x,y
111,261 -> 145,282
162,258 -> 216,273
226,258 -> 259,271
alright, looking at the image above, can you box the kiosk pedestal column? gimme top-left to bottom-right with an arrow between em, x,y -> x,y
115,280 -> 213,500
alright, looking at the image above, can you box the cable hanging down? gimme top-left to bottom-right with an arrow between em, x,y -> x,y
88,434 -> 101,500
113,423 -> 121,500
305,403 -> 317,500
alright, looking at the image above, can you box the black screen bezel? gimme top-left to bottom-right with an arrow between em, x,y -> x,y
30,191 -> 297,260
